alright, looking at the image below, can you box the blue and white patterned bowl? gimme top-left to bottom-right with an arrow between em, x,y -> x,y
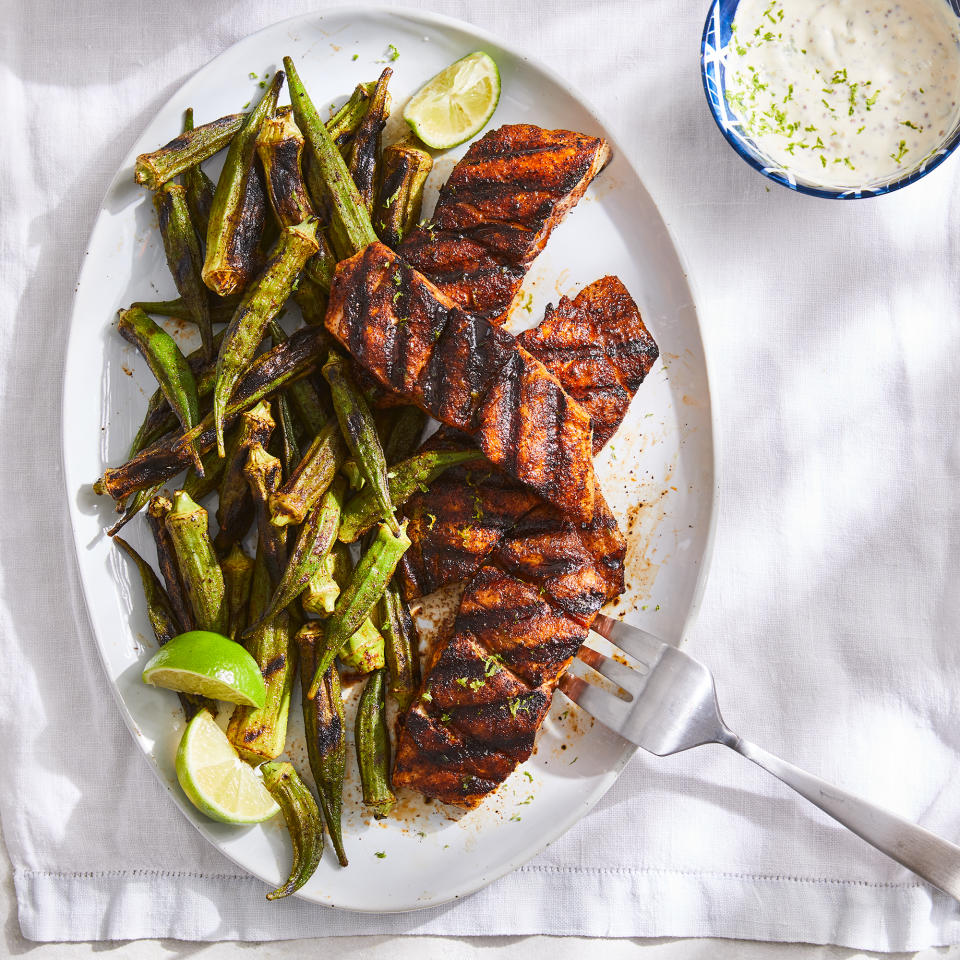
700,0 -> 960,198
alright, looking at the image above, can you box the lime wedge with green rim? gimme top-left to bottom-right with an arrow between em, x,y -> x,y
403,52 -> 500,149
175,710 -> 279,824
142,630 -> 266,708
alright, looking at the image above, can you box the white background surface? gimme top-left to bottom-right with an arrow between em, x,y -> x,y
5,0 -> 960,953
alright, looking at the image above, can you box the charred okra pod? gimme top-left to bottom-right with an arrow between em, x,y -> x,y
227,551 -> 295,762
323,351 -> 398,534
213,218 -> 319,456
214,400 -> 275,552
164,489 -> 228,634
132,296 -> 238,326
267,320 -> 329,436
374,136 -> 432,248
339,448 -> 480,543
95,326 -> 328,502
268,420 -> 346,528
135,113 -> 245,190
283,57 -> 377,260
260,761 -> 323,899
107,483 -> 162,538
152,183 -> 214,360
221,543 -> 255,642
380,582 -> 421,710
180,109 -> 217,243
306,521 -> 410,697
355,668 -> 395,819
147,493 -> 195,633
251,476 -> 345,630
383,405 -> 428,465
114,536 -> 208,719
348,68 -> 391,213
202,73 -> 283,296
243,442 -> 288,585
117,307 -> 203,472
298,624 -> 348,866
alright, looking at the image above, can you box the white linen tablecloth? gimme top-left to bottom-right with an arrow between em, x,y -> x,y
3,0 -> 960,949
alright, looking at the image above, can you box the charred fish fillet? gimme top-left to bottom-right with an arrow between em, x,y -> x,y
398,276 -> 657,602
399,124 -> 612,326
393,493 -> 626,807
326,241 -> 598,522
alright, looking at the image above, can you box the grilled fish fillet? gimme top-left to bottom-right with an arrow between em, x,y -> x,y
393,494 -> 626,807
398,124 -> 612,326
326,241 -> 597,522
398,276 -> 657,602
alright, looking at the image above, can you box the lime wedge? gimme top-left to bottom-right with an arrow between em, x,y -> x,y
403,52 -> 500,149
175,710 -> 279,824
142,630 -> 266,708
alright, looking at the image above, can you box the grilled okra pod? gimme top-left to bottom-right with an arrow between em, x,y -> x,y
268,420 -> 346,527
146,492 -> 195,632
114,536 -> 208,718
383,405 -> 428,465
213,218 -> 319,456
243,442 -> 288,585
374,136 -> 433,248
283,56 -> 378,260
339,449 -> 480,543
116,307 -> 203,471
298,624 -> 348,866
347,68 -> 392,212
227,551 -> 295,762
323,351 -> 399,534
164,489 -> 228,634
221,543 -> 255,642
95,326 -> 328,502
267,320 -> 329,436
202,73 -> 283,296
180,109 -> 217,243
132,296 -> 238,326
252,476 -> 346,630
260,761 -> 323,899
135,113 -> 245,190
306,521 -> 410,697
152,183 -> 214,360
355,668 -> 395,819
380,582 -> 421,711
214,400 -> 275,552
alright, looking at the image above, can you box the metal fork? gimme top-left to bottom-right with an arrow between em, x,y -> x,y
560,613 -> 960,901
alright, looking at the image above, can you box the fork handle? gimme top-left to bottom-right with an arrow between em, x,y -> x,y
727,735 -> 960,901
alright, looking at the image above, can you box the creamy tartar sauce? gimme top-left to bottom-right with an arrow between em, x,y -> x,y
724,0 -> 960,188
